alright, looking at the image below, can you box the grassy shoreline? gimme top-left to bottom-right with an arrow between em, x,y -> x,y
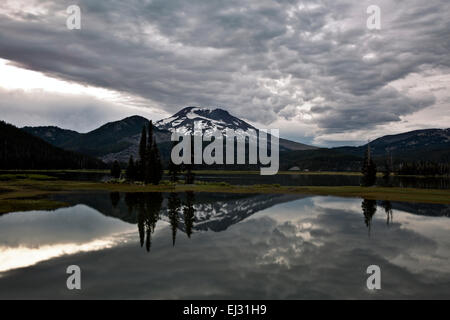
1,169 -> 449,178
0,177 -> 449,214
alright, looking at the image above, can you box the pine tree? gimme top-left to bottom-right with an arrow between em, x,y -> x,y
147,120 -> 153,149
184,139 -> 195,184
383,152 -> 393,178
110,160 -> 121,179
145,122 -> 154,184
151,141 -> 163,185
138,126 -> 147,181
168,141 -> 181,182
361,142 -> 377,186
126,155 -> 136,181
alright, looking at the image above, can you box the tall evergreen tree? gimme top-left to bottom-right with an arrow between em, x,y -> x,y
145,121 -> 154,184
151,141 -> 163,185
383,152 -> 393,178
139,125 -> 147,162
361,142 -> 377,186
184,139 -> 195,184
168,141 -> 181,182
110,160 -> 121,179
147,120 -> 153,150
126,155 -> 136,181
138,125 -> 147,181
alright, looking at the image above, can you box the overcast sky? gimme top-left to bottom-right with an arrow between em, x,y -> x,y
0,0 -> 449,147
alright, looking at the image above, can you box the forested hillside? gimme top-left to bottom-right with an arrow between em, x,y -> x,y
0,121 -> 106,170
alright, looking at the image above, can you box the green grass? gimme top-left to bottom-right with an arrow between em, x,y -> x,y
0,178 -> 449,214
189,170 -> 366,176
0,174 -> 58,181
0,171 -> 449,215
1,169 -> 448,178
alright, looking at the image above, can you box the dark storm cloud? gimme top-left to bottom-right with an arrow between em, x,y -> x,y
0,87 -> 153,132
0,0 -> 448,133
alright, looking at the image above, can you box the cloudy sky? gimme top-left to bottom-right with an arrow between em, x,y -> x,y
0,0 -> 449,147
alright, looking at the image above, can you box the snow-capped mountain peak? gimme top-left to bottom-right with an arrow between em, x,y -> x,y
155,106 -> 256,133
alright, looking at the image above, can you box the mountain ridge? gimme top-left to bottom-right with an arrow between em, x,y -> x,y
155,106 -> 317,152
18,107 -> 450,168
22,107 -> 317,162
0,121 -> 106,169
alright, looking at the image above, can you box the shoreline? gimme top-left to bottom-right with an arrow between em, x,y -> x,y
1,178 -> 449,214
1,169 -> 449,178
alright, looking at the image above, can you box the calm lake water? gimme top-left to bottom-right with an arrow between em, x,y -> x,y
0,192 -> 449,299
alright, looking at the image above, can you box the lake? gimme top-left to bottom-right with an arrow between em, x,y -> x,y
0,192 -> 449,299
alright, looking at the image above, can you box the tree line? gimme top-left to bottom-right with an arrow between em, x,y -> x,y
110,121 -> 195,185
361,143 -> 450,187
111,121 -> 195,185
110,121 -> 164,184
0,121 -> 105,170
397,161 -> 450,176
111,191 -> 196,252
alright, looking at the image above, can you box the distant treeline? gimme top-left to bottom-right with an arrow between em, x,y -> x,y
0,121 -> 106,170
397,161 -> 450,176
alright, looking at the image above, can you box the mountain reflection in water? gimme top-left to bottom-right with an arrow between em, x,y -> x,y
0,192 -> 449,299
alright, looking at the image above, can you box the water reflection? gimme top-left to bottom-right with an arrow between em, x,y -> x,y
1,192 -> 450,299
110,192 -> 120,208
362,199 -> 377,236
168,193 -> 181,246
121,192 -> 196,251
183,191 -> 195,239
124,193 -> 163,252
361,199 -> 394,233
380,200 -> 393,225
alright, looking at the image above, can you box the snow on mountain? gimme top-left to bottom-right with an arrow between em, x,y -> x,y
155,106 -> 257,134
166,193 -> 305,233
155,106 -> 317,151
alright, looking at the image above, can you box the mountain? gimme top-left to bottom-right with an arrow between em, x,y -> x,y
22,126 -> 80,146
335,128 -> 450,162
59,116 -> 172,163
280,148 -> 363,171
23,116 -> 172,163
20,107 -> 450,168
156,107 -> 256,133
0,121 -> 105,170
51,192 -> 306,232
155,107 -> 317,151
23,107 -> 317,163
281,128 -> 450,171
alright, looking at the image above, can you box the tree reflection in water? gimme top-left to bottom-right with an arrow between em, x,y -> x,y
118,192 -> 195,252
110,192 -> 120,208
361,199 -> 394,235
183,191 -> 195,239
381,200 -> 393,225
168,192 -> 181,246
124,192 -> 163,252
361,199 -> 377,236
